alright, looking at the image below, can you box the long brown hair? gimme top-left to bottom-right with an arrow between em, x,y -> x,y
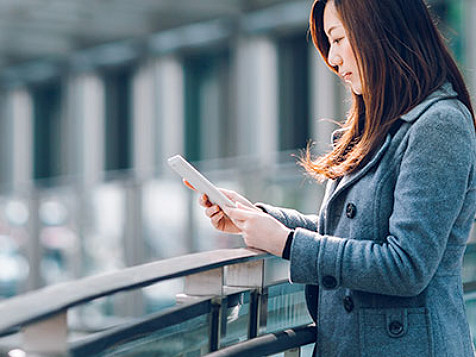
303,0 -> 475,181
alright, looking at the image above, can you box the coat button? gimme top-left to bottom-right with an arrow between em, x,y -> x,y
346,203 -> 357,218
388,320 -> 404,337
343,296 -> 354,312
322,275 -> 337,289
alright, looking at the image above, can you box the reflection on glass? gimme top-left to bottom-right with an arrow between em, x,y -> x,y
268,343 -> 315,357
97,314 -> 209,357
466,298 -> 476,348
464,242 -> 476,348
69,296 -> 124,333
463,244 -> 476,283
265,283 -> 311,334
220,291 -> 250,348
143,279 -> 184,314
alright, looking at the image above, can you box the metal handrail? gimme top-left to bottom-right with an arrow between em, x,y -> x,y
0,248 -> 268,335
205,324 -> 316,357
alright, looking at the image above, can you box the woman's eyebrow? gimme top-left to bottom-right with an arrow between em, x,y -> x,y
326,25 -> 340,37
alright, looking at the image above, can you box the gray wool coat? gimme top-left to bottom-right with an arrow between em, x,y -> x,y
260,83 -> 476,356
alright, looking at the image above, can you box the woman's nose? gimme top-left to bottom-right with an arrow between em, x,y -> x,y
328,49 -> 342,67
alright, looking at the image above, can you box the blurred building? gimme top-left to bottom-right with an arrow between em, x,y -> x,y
0,0 -> 473,301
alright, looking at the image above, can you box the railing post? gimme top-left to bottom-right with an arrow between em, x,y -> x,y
248,287 -> 268,338
22,311 -> 68,356
209,296 -> 223,352
225,260 -> 265,288
225,257 -> 289,339
179,268 -> 225,352
225,259 -> 269,338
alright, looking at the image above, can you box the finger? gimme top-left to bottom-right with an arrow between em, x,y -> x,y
183,179 -> 196,191
220,188 -> 236,200
224,206 -> 256,221
199,194 -> 212,207
206,205 -> 221,218
235,201 -> 256,212
211,211 -> 225,227
218,206 -> 243,225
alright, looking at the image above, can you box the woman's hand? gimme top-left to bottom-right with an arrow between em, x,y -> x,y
198,188 -> 261,234
184,180 -> 258,234
223,203 -> 291,257
184,180 -> 290,256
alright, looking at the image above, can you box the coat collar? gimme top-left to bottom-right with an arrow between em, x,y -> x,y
326,82 -> 457,205
331,82 -> 457,143
400,82 -> 458,123
326,133 -> 392,206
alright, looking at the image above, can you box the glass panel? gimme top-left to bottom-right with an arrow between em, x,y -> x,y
220,291 -> 251,348
143,278 -> 184,315
466,297 -> 476,348
464,241 -> 476,348
69,278 -> 184,335
265,283 -> 312,334
96,313 -> 210,357
463,243 -> 476,284
269,343 -> 315,357
69,294 -> 129,333
301,343 -> 316,356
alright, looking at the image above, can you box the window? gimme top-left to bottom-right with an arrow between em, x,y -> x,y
32,81 -> 62,182
183,49 -> 233,162
104,68 -> 133,173
277,33 -> 310,152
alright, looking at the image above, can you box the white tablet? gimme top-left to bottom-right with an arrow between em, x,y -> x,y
167,155 -> 237,209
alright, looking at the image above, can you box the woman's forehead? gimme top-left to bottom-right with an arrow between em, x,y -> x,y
323,1 -> 343,36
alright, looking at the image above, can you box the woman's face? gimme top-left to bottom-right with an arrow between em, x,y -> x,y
323,1 -> 362,95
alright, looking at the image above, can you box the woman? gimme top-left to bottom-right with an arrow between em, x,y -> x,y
197,0 -> 476,355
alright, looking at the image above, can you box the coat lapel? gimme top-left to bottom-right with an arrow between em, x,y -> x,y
326,133 -> 392,205
323,82 -> 458,206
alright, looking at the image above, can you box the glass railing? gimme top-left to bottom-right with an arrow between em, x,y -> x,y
464,242 -> 476,347
0,242 -> 474,357
0,248 -> 317,356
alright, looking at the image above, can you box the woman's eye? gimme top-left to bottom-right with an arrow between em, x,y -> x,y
333,37 -> 343,44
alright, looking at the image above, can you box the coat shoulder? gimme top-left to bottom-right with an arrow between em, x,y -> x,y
408,98 -> 475,144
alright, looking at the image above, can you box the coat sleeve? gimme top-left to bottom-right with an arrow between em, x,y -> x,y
289,107 -> 476,296
256,203 -> 318,232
